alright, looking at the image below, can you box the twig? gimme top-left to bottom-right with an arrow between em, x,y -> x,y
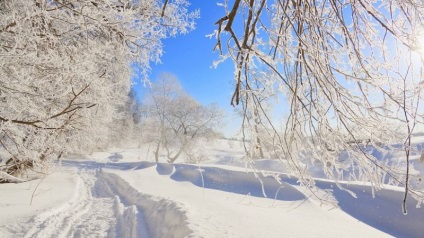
30,177 -> 46,206
161,0 -> 169,17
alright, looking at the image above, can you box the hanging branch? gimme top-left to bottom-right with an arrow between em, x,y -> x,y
215,0 -> 424,206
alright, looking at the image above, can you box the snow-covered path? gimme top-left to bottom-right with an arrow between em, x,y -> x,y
1,166 -> 191,238
23,170 -> 123,238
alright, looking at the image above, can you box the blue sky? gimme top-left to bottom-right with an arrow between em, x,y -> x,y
132,1 -> 241,137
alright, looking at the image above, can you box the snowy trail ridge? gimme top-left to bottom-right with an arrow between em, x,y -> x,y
23,169 -> 192,238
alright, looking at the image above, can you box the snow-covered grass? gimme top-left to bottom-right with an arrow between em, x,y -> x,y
1,136 -> 424,237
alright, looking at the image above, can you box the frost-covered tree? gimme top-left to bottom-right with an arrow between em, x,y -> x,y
108,88 -> 143,147
214,0 -> 424,211
0,0 -> 198,182
141,73 -> 222,163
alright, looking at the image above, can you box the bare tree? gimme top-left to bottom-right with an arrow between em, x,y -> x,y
214,0 -> 424,211
141,73 -> 223,163
0,0 -> 198,182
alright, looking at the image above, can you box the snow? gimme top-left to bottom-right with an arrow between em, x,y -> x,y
107,164 -> 387,237
0,169 -> 79,237
1,137 -> 424,237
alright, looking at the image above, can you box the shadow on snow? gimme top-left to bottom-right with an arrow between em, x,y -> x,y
281,175 -> 423,238
62,160 -> 424,237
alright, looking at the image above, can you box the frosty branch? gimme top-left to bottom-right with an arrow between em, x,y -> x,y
214,0 -> 424,208
0,0 -> 198,182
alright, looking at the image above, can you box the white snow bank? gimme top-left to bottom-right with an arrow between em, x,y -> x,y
107,163 -> 390,238
0,169 -> 79,237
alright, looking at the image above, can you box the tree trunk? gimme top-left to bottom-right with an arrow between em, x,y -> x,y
153,142 -> 160,163
167,143 -> 187,163
167,148 -> 184,163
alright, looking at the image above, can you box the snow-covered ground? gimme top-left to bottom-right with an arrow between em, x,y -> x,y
1,137 -> 424,237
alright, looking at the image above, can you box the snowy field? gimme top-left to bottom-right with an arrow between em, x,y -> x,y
1,138 -> 424,237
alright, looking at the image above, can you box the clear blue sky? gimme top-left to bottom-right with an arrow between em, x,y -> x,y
132,1 -> 241,137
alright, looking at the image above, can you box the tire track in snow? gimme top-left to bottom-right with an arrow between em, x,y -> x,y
23,168 -> 192,238
24,171 -> 97,238
96,169 -> 193,238
23,170 -> 117,238
67,197 -> 116,238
